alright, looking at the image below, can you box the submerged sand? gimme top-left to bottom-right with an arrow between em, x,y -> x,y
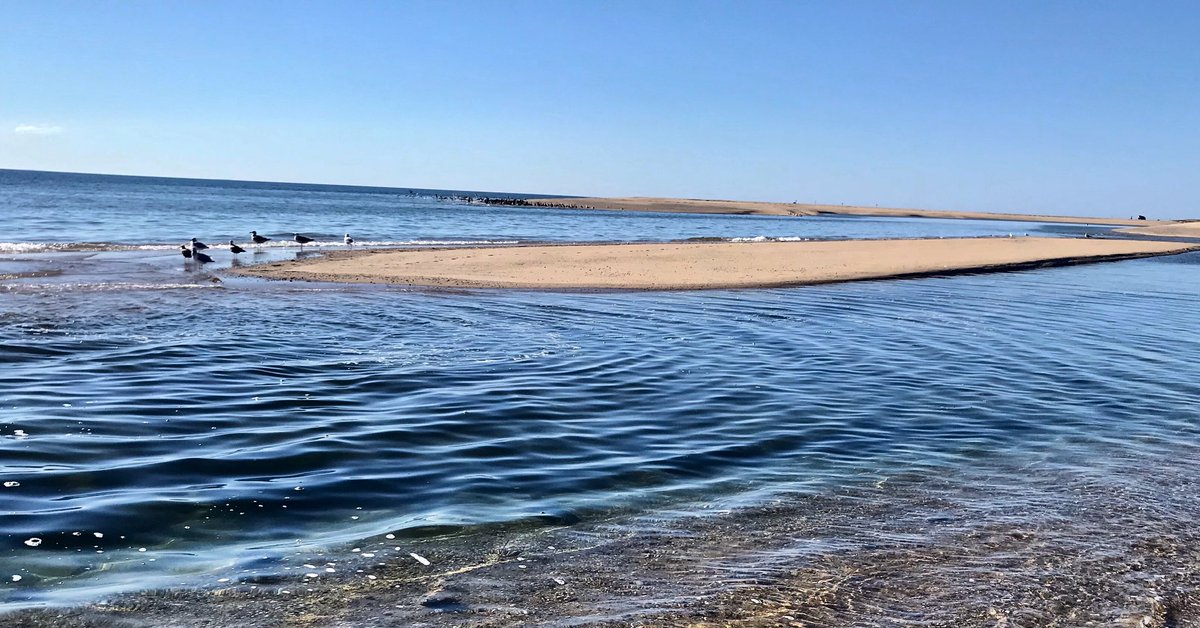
10,450 -> 1200,627
236,237 -> 1196,290
526,196 -> 1170,226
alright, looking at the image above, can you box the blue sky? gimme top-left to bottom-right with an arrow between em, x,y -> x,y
2,1 -> 1197,217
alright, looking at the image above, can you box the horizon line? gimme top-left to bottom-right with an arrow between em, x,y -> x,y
0,167 -> 570,200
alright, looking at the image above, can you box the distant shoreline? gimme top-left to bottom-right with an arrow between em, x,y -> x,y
519,196 -> 1173,227
233,237 -> 1197,291
1116,221 -> 1200,238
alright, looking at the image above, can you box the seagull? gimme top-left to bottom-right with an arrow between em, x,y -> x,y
193,249 -> 214,264
190,238 -> 209,251
180,245 -> 193,259
250,231 -> 271,245
229,240 -> 246,254
293,233 -> 314,248
344,233 -> 354,246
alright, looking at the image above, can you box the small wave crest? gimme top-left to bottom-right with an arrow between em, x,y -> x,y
0,242 -> 95,253
0,242 -> 184,253
2,282 -> 219,293
729,236 -> 814,243
218,239 -> 522,249
0,240 -> 522,253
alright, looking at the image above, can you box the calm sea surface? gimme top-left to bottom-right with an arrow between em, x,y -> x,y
1,170 -> 1198,616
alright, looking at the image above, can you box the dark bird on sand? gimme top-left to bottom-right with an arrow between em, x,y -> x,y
190,238 -> 209,251
180,245 -> 193,259
193,249 -> 214,264
250,231 -> 271,245
294,233 -> 314,248
344,233 -> 354,246
229,240 -> 246,254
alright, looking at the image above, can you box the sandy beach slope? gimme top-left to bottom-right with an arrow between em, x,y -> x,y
1117,221 -> 1200,238
525,197 -> 1169,226
236,237 -> 1196,291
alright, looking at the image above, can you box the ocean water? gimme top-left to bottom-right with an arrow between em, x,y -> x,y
2,170 -> 1198,620
1,169 -> 1086,253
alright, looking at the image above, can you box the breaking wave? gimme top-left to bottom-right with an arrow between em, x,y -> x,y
728,235 -> 816,243
0,240 -> 522,254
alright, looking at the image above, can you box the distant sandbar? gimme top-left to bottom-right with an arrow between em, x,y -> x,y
523,196 -> 1170,227
1116,221 -> 1200,238
235,237 -> 1196,291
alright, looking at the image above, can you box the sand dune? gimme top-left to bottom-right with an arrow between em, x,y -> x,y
524,197 -> 1168,227
237,237 -> 1195,291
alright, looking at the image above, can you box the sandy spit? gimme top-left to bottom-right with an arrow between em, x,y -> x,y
233,237 -> 1196,291
1116,221 -> 1200,238
525,196 -> 1172,226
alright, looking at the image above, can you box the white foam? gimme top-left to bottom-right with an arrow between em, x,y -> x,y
242,239 -> 520,247
729,236 -> 814,243
3,282 -> 218,293
0,242 -> 70,253
0,239 -> 522,253
730,236 -> 770,243
0,242 -> 178,253
396,240 -> 520,246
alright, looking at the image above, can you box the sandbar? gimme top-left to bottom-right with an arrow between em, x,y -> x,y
523,196 -> 1170,226
235,237 -> 1196,291
1116,221 -> 1200,238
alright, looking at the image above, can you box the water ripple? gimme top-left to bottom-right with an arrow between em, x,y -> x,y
3,246 -> 1199,608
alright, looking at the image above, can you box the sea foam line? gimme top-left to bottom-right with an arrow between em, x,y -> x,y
728,236 -> 815,243
0,240 -> 522,253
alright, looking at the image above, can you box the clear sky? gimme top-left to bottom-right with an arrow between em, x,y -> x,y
2,1 -> 1197,217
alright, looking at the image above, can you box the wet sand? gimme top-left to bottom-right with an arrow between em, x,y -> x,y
527,196 -> 1171,226
234,238 -> 1197,290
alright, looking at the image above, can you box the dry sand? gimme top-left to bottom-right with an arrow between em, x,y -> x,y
525,196 -> 1169,226
237,237 -> 1196,291
1117,221 -> 1200,238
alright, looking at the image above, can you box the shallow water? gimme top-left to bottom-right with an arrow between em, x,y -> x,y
1,171 -> 1198,618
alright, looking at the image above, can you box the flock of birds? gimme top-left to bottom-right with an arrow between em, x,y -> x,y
180,231 -> 354,263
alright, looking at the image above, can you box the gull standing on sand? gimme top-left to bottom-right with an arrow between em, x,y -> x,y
344,233 -> 354,246
228,240 -> 246,254
294,233 -> 314,248
190,238 -> 209,251
250,231 -> 271,246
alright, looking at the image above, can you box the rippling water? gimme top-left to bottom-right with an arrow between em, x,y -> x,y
2,171 -> 1198,618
